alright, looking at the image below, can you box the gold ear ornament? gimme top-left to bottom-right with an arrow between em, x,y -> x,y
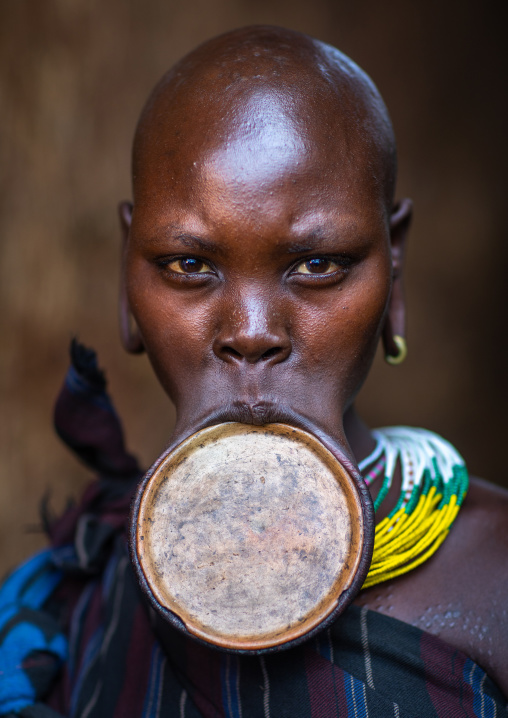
385,335 -> 407,365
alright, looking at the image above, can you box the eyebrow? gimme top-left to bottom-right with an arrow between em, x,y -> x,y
148,227 -> 352,255
148,231 -> 222,254
285,242 -> 322,254
174,233 -> 220,253
282,230 -> 332,254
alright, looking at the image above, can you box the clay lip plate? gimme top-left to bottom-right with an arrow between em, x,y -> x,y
134,422 -> 368,652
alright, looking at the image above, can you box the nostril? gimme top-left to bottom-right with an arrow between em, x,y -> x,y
261,347 -> 283,361
217,344 -> 288,363
221,346 -> 243,361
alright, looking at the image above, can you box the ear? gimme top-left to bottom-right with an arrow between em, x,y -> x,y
382,198 -> 413,362
119,201 -> 145,354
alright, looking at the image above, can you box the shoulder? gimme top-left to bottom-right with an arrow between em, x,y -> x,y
423,475 -> 508,694
357,475 -> 508,696
454,476 -> 508,562
461,474 -> 508,519
447,475 -> 508,610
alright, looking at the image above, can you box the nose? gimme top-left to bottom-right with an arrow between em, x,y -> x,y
213,294 -> 292,365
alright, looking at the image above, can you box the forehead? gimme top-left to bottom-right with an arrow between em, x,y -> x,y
135,96 -> 387,233
132,36 -> 392,236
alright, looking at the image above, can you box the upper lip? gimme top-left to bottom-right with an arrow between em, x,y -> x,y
184,400 -> 346,455
198,400 -> 301,427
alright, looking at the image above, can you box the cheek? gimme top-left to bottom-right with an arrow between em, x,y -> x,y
126,265 -> 214,391
294,270 -> 390,378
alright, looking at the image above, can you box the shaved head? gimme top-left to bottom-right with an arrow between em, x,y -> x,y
132,25 -> 397,211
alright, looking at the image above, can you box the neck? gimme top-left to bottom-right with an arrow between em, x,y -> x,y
343,405 -> 376,464
343,405 -> 402,521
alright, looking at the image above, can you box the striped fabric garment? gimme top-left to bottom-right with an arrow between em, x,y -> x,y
44,531 -> 506,718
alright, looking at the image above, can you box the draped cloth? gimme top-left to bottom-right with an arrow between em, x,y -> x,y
1,342 -> 506,717
47,535 -> 508,718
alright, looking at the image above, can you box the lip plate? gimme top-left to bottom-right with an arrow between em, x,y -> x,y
130,421 -> 374,654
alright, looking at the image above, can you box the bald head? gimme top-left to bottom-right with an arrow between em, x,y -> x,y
132,26 -> 397,211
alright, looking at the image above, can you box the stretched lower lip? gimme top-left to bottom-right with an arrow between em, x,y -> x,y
174,401 -> 358,478
194,402 -> 339,449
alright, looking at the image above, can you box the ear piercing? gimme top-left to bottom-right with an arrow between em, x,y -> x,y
385,335 -> 407,365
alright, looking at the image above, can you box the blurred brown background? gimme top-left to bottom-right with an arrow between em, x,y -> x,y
1,0 -> 506,575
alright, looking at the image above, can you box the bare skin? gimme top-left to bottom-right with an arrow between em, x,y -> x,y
119,26 -> 508,694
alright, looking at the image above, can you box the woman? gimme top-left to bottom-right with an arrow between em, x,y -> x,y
1,26 -> 506,717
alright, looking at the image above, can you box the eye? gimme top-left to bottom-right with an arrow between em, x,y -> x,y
166,258 -> 212,274
293,258 -> 339,275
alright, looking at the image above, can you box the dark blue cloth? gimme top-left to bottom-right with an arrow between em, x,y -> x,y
0,550 -> 66,717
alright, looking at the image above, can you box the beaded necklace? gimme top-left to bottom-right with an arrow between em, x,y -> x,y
359,427 -> 469,589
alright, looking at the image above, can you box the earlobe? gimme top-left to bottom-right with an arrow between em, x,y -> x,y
118,201 -> 145,355
388,198 -> 413,277
382,198 -> 413,365
119,200 -> 133,237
